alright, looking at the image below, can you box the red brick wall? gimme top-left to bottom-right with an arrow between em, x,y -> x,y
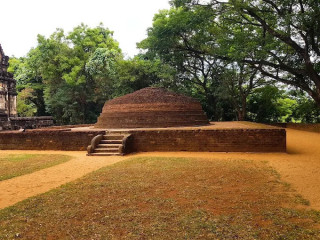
0,128 -> 286,152
126,129 -> 286,152
96,111 -> 209,128
0,130 -> 105,151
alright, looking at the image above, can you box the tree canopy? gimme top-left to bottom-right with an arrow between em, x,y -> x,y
10,24 -> 122,124
8,1 -> 320,124
138,0 -> 320,121
167,0 -> 320,106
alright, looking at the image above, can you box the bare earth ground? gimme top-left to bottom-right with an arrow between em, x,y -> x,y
137,128 -> 320,209
0,128 -> 319,210
0,153 -> 126,209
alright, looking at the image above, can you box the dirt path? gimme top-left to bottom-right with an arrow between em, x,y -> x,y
0,128 -> 319,210
0,152 -> 126,209
267,129 -> 320,209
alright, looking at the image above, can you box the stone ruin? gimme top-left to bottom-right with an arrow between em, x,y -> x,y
0,44 -> 53,130
89,87 -> 210,155
95,87 -> 209,129
0,44 -> 17,130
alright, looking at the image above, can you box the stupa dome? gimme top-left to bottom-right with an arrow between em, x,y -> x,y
95,87 -> 209,128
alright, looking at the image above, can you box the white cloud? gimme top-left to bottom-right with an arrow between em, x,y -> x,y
1,0 -> 170,57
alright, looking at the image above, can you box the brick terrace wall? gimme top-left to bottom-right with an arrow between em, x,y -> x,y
0,128 -> 286,152
125,128 -> 286,152
0,130 -> 105,151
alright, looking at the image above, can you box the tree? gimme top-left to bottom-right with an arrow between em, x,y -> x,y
10,24 -> 179,124
222,63 -> 264,120
180,0 -> 320,107
114,57 -> 177,96
232,0 -> 320,107
29,24 -> 122,124
8,56 -> 47,116
247,85 -> 298,123
288,89 -> 320,123
138,6 -> 227,119
16,88 -> 38,117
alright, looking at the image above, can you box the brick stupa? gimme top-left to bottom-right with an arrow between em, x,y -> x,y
95,87 -> 209,128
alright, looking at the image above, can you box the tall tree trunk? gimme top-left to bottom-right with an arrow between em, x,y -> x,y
237,96 -> 247,121
204,91 -> 217,121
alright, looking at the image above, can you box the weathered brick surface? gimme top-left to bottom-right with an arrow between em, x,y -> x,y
125,129 -> 286,152
0,130 -> 105,151
95,87 -> 209,128
97,111 -> 208,128
0,128 -> 286,152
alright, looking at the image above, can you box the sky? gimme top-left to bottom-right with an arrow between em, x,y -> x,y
1,0 -> 170,58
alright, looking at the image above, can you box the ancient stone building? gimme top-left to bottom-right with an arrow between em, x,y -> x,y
0,44 -> 17,130
95,87 -> 209,128
0,44 -> 53,130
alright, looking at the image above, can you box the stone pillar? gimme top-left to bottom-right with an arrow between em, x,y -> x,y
9,94 -> 17,117
8,80 -> 17,117
0,78 -> 7,113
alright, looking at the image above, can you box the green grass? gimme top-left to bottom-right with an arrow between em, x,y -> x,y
0,154 -> 72,181
0,157 -> 319,239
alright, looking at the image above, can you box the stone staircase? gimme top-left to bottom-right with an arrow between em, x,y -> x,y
87,132 -> 131,156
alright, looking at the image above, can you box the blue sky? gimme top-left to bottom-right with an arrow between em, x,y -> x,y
1,0 -> 170,58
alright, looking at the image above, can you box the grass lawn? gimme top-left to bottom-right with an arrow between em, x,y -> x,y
0,157 -> 320,239
0,154 -> 72,181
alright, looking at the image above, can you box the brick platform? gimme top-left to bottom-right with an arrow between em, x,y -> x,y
0,129 -> 105,151
0,122 -> 286,152
109,122 -> 286,153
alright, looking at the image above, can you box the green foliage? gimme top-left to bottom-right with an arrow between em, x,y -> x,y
9,24 -> 182,124
7,58 -> 21,74
22,24 -> 122,124
139,0 -> 320,122
247,86 -> 299,123
114,57 -> 177,96
289,90 -> 320,123
9,56 -> 46,116
9,1 -> 320,124
223,0 -> 320,107
138,5 -> 226,119
16,88 -> 37,117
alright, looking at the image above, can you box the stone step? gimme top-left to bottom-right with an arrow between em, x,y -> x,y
103,135 -> 124,140
107,131 -> 131,135
88,132 -> 129,156
100,140 -> 122,144
97,144 -> 121,148
88,152 -> 122,156
94,148 -> 120,153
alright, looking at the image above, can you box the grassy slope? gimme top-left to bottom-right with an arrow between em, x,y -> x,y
0,157 -> 320,239
0,154 -> 72,181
